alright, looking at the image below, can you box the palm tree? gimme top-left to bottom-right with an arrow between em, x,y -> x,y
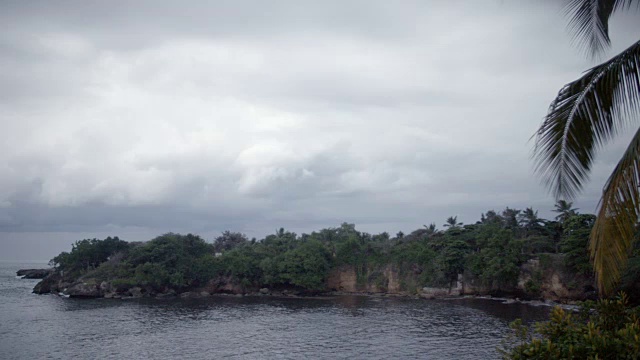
519,207 -> 546,234
552,200 -> 579,223
480,210 -> 502,225
533,0 -> 640,295
502,207 -> 522,231
423,223 -> 438,236
443,216 -> 463,229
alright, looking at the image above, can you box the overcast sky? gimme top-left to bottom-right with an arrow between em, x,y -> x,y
1,1 -> 639,261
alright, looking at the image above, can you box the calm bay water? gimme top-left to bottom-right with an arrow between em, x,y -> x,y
0,262 -> 549,359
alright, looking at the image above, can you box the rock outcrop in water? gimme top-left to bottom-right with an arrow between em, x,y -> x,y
16,268 -> 53,279
33,272 -> 259,299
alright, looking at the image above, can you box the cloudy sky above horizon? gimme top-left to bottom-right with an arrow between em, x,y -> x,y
1,1 -> 639,261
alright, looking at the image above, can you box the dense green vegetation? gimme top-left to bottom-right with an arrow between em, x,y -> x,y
504,293 -> 640,359
51,237 -> 129,277
47,202 -> 640,297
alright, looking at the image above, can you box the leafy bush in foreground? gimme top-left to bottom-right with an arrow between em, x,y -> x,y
504,293 -> 640,359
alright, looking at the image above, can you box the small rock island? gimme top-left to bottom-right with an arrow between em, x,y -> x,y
16,268 -> 53,279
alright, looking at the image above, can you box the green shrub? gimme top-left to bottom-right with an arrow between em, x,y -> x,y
50,236 -> 129,274
524,280 -> 541,297
111,278 -> 138,291
504,293 -> 640,359
134,263 -> 170,289
277,240 -> 331,291
538,254 -> 552,270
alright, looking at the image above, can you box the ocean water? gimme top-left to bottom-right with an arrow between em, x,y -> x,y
0,262 -> 549,359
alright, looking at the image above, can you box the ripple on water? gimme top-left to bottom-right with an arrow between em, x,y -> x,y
0,263 -> 549,359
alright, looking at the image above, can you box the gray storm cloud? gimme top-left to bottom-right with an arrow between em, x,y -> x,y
1,0 -> 639,260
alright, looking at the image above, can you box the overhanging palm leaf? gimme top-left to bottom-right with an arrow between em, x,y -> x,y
534,39 -> 640,294
566,0 -> 638,57
591,127 -> 640,294
534,39 -> 640,200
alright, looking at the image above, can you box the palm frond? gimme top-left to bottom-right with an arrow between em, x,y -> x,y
566,0 -> 638,57
533,39 -> 640,200
591,127 -> 640,295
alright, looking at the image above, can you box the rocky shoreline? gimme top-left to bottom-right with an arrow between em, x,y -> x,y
19,267 -> 587,310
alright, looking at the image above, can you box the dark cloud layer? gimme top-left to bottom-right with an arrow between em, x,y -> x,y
1,1 -> 639,261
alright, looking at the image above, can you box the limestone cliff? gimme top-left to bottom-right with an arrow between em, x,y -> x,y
325,254 -> 596,302
326,264 -> 408,294
515,254 -> 596,301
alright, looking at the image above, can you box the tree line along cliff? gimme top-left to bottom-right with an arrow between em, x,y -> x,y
33,203 -> 640,301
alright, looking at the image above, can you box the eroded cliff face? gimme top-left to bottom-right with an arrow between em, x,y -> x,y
326,266 -> 358,292
384,266 -> 402,293
326,254 -> 596,302
516,254 -> 596,301
326,265 -> 418,295
327,265 -> 406,294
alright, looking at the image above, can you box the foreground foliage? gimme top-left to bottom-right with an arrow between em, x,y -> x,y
533,0 -> 640,296
504,293 -> 640,359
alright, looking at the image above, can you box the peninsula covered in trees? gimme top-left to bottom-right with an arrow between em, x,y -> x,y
31,202 -> 640,301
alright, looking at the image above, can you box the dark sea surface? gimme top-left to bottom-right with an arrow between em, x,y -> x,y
0,262 -> 550,359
